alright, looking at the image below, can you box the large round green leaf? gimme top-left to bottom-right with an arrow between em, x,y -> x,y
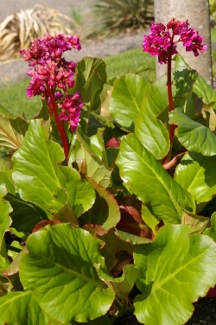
74,57 -> 107,133
110,74 -> 151,132
169,107 -> 216,156
12,119 -> 95,217
193,74 -> 216,105
134,224 -> 216,325
12,119 -> 65,210
135,77 -> 170,160
116,133 -> 195,223
19,224 -> 114,323
174,152 -> 216,204
0,291 -> 51,325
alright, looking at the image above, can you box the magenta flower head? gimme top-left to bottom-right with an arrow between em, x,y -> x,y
20,33 -> 83,133
59,92 -> 83,132
20,33 -> 81,98
142,18 -> 207,64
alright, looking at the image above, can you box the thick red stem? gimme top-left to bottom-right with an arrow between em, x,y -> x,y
163,46 -> 176,165
47,87 -> 69,163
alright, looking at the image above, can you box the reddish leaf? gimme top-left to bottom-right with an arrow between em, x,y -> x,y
82,224 -> 108,237
98,228 -> 134,271
106,137 -> 121,148
117,197 -> 152,238
32,219 -> 60,233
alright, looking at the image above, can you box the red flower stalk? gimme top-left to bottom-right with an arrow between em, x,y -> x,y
20,33 -> 83,163
142,18 -> 207,163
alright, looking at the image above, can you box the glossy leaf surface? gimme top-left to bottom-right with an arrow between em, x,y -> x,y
75,57 -> 107,133
12,119 -> 95,217
116,133 -> 195,223
169,108 -> 216,156
19,224 -> 114,323
110,74 -> 151,132
174,152 -> 216,204
135,77 -> 170,159
0,291 -> 51,325
134,225 -> 216,325
73,129 -> 111,188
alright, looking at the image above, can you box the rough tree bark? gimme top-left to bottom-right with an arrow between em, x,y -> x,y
154,0 -> 212,85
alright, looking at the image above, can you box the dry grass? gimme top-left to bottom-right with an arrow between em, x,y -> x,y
0,5 -> 77,61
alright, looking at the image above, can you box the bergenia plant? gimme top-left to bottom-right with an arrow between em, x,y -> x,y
0,19 -> 216,325
142,18 -> 207,164
20,33 -> 83,161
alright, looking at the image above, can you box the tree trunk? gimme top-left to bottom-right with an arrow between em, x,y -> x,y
154,0 -> 212,85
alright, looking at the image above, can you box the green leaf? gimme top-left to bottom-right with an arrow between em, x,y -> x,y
12,119 -> 95,217
135,77 -> 169,159
0,116 -> 28,151
75,57 -> 107,110
80,178 -> 120,230
169,107 -> 216,156
0,157 -> 12,170
73,177 -> 96,217
174,152 -> 216,204
98,228 -> 135,270
110,74 -> 151,132
0,282 -> 7,297
193,74 -> 216,105
204,212 -> 216,241
134,224 -> 216,325
12,119 -> 64,213
0,170 -> 15,194
202,103 -> 216,132
57,167 -> 95,218
0,185 -> 12,273
72,129 -> 112,188
141,205 -> 160,234
115,229 -> 151,245
19,224 -> 114,323
98,264 -> 139,301
0,185 -> 12,250
90,128 -> 107,162
75,57 -> 107,133
5,193 -> 47,236
172,68 -> 198,108
116,133 -> 195,223
181,211 -> 210,233
173,53 -> 191,70
0,291 -> 51,325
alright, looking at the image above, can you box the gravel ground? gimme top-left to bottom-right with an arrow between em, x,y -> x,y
1,2 -> 216,325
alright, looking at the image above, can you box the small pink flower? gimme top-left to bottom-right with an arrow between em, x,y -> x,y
59,92 -> 83,131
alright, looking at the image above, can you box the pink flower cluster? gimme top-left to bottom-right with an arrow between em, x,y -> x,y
20,33 -> 83,131
142,18 -> 207,64
59,92 -> 83,132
